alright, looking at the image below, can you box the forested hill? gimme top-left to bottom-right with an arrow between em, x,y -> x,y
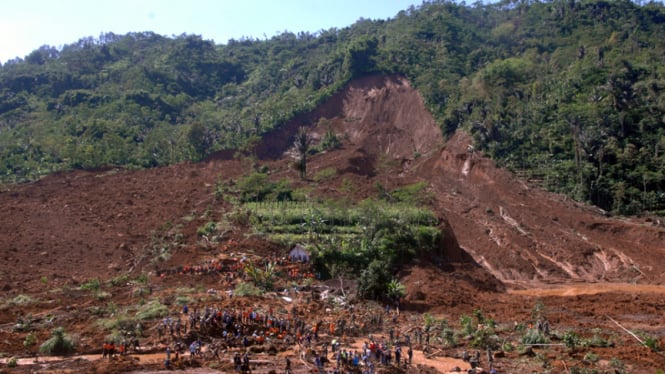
1,0 -> 664,215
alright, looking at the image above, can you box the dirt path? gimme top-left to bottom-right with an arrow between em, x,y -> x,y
508,282 -> 665,297
345,337 -> 471,373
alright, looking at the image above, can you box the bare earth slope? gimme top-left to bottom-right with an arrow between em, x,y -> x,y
2,75 -> 665,372
424,132 -> 665,286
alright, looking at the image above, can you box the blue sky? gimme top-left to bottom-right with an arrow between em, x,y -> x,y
0,0 -> 421,64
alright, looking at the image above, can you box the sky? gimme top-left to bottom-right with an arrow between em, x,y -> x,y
0,0 -> 421,64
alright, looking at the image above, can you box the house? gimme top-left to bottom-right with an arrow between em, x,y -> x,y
288,244 -> 310,263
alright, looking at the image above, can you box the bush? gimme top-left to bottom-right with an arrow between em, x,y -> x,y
644,335 -> 660,352
24,332 -> 37,347
356,259 -> 391,300
586,329 -> 611,348
563,330 -> 581,351
39,327 -> 75,355
197,221 -> 217,236
390,182 -> 432,205
135,300 -> 168,320
7,294 -> 35,307
610,357 -> 625,372
583,351 -> 599,363
80,278 -> 101,291
313,167 -> 337,182
107,274 -> 130,287
234,282 -> 263,296
7,356 -> 17,368
521,328 -> 549,345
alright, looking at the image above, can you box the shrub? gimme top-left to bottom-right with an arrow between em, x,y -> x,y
321,127 -> 341,150
234,282 -> 263,296
197,221 -> 217,236
313,167 -> 337,183
460,314 -> 476,336
9,294 -> 35,306
563,330 -> 581,351
610,357 -> 625,372
390,182 -> 432,205
39,327 -> 75,355
521,328 -> 549,345
135,273 -> 149,284
24,332 -> 37,347
644,335 -> 660,352
502,341 -> 515,352
586,329 -> 611,348
80,278 -> 101,291
174,295 -> 192,306
238,172 -> 272,202
108,274 -> 130,287
583,351 -> 599,363
135,300 -> 168,320
94,290 -> 112,300
7,356 -> 17,368
356,259 -> 391,300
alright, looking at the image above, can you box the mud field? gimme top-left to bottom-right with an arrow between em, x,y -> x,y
1,75 -> 664,373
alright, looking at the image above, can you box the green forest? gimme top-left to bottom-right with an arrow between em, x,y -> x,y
1,0 -> 664,215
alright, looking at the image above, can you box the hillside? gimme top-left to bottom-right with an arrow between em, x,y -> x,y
2,0 -> 665,216
1,75 -> 665,373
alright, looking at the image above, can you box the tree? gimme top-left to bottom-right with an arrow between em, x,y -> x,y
357,259 -> 391,300
39,327 -> 75,355
188,122 -> 213,160
386,279 -> 406,301
343,36 -> 378,77
293,126 -> 312,180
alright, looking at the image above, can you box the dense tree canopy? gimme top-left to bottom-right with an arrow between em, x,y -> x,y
1,0 -> 664,215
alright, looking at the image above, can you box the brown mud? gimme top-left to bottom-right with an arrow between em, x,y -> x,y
1,75 -> 665,373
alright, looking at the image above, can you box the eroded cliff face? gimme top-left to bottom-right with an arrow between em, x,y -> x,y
423,131 -> 665,286
257,73 -> 665,287
298,74 -> 665,287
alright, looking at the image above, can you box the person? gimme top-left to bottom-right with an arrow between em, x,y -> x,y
407,346 -> 413,364
157,323 -> 165,340
108,342 -> 115,359
188,341 -> 194,359
285,356 -> 292,374
234,352 -> 241,371
242,352 -> 251,373
395,345 -> 401,364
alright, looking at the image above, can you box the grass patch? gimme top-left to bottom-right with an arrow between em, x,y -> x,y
107,274 -> 130,287
313,167 -> 337,182
234,282 -> 263,296
174,295 -> 192,306
80,278 -> 101,291
1,294 -> 36,309
135,300 -> 168,320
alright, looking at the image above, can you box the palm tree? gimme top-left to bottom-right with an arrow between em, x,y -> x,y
293,126 -> 312,180
39,327 -> 75,355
